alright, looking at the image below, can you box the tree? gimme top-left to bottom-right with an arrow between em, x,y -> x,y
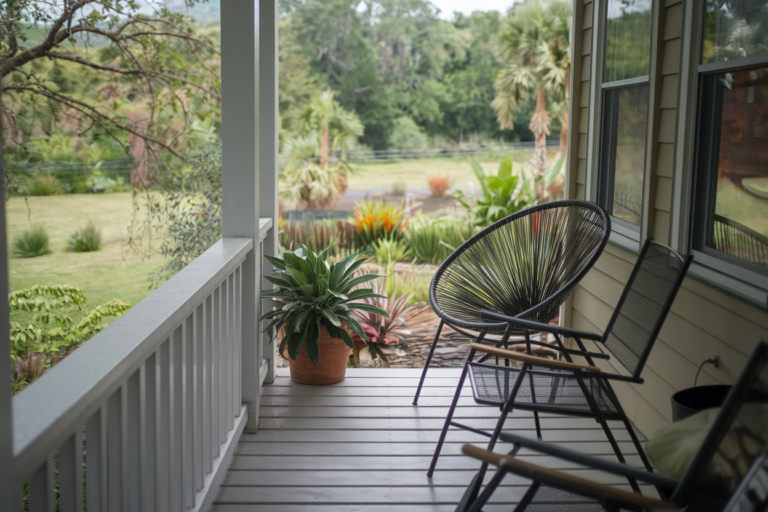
493,0 -> 571,174
281,90 -> 363,209
1,0 -> 220,184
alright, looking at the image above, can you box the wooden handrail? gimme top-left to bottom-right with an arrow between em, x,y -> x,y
470,343 -> 600,372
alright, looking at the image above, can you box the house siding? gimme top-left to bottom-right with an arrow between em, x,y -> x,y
565,0 -> 768,437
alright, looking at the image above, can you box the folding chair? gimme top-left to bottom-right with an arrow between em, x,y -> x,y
456,341 -> 768,512
428,239 -> 692,483
413,200 -> 611,405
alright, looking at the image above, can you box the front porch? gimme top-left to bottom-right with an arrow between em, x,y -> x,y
213,368 -> 651,511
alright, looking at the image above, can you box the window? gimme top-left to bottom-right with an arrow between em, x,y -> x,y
692,1 -> 768,288
597,0 -> 653,234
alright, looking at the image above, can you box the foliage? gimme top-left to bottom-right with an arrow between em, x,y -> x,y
353,200 -> 408,248
388,117 -> 429,151
280,90 -> 364,209
260,245 -> 390,365
493,0 -> 572,172
67,221 -> 102,253
388,269 -> 431,305
427,175 -> 452,197
453,157 -> 533,227
87,170 -> 127,194
12,225 -> 52,258
280,218 -> 356,256
373,239 -> 410,268
1,0 -> 221,184
405,216 -> 475,264
352,279 -> 427,366
148,141 -> 222,285
27,174 -> 64,196
10,285 -> 131,392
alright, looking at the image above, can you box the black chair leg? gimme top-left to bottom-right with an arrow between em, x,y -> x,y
428,360 -> 469,477
466,469 -> 507,512
414,320 -> 444,405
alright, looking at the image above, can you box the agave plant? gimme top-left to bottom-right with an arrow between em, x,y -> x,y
260,245 -> 390,365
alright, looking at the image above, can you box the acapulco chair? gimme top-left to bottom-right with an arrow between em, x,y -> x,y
413,200 -> 611,405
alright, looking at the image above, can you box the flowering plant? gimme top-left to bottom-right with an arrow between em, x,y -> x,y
352,200 -> 407,247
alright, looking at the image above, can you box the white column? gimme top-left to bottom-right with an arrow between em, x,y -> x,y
259,0 -> 279,384
0,84 -> 16,508
221,0 -> 261,432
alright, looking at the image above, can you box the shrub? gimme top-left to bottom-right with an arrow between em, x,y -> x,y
353,200 -> 408,248
27,174 -> 63,196
453,157 -> 534,227
373,239 -> 410,268
13,226 -> 52,258
427,175 -> 452,197
388,117 -> 429,151
391,182 -> 407,196
405,216 -> 475,264
68,221 -> 102,252
10,285 -> 131,392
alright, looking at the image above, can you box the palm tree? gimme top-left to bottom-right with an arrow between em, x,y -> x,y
493,0 -> 571,175
280,90 -> 364,209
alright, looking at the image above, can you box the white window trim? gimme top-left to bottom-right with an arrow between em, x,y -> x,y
672,0 -> 768,309
586,0 -> 660,250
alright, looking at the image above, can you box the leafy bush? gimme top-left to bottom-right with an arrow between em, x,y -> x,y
405,216 -> 475,264
13,226 -> 52,258
388,116 -> 429,151
353,200 -> 408,248
10,285 -> 131,392
260,246 -> 389,365
87,170 -> 127,193
67,221 -> 102,252
453,157 -> 533,227
280,218 -> 355,256
427,175 -> 452,197
27,174 -> 63,196
373,238 -> 410,268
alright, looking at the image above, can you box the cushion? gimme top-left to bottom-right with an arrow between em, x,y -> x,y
646,408 -> 720,480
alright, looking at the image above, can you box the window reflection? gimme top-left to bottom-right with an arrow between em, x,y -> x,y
612,86 -> 648,225
604,0 -> 653,83
703,0 -> 768,64
709,67 -> 768,268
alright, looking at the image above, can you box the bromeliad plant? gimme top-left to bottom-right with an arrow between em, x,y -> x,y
353,200 -> 408,248
260,245 -> 390,365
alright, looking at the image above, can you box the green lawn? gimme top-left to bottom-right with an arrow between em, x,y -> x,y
348,149 -> 560,191
7,193 -> 166,310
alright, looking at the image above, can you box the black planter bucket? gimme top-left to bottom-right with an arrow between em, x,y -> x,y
671,385 -> 732,422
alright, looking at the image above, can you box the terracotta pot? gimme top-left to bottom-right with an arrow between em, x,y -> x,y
283,325 -> 352,385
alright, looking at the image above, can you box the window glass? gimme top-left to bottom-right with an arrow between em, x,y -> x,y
703,0 -> 768,65
706,67 -> 768,269
604,0 -> 653,83
601,85 -> 649,226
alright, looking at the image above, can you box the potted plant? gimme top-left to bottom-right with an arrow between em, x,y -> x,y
260,245 -> 389,385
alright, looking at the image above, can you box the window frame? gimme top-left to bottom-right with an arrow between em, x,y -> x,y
587,0 -> 658,250
672,0 -> 768,307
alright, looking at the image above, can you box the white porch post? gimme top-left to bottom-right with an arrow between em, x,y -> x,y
0,86 -> 15,509
259,0 -> 279,384
221,0 -> 278,432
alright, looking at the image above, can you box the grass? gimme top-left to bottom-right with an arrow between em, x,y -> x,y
7,193 -> 166,311
348,149 -> 560,191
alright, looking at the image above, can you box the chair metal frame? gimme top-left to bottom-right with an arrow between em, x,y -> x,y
427,239 -> 693,488
413,200 -> 611,405
456,341 -> 768,512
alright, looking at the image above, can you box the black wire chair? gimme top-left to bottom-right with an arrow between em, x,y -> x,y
427,239 -> 692,481
455,340 -> 768,512
413,200 -> 611,405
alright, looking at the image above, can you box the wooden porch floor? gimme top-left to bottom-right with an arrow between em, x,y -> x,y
213,367 -> 649,512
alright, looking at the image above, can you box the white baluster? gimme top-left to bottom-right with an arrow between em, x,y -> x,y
86,406 -> 108,511
58,433 -> 83,512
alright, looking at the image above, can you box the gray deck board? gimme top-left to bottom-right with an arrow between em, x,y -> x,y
214,368 -> 649,511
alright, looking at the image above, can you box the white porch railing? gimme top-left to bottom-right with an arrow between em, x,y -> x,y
11,235 -> 263,511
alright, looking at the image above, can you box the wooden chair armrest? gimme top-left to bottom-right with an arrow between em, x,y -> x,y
469,343 -> 600,372
461,445 -> 677,510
